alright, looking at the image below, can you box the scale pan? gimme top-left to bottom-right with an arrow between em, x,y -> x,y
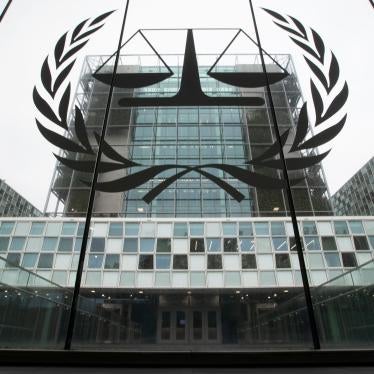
93,72 -> 173,89
208,72 -> 288,88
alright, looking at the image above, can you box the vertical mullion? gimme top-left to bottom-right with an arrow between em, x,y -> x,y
248,0 -> 321,349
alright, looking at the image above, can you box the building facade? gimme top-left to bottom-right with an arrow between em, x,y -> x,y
332,157 -> 374,216
0,179 -> 41,217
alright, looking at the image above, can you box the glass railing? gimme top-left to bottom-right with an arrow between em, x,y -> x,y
0,256 -> 131,349
239,259 -> 374,348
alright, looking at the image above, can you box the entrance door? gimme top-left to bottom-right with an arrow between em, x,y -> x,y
158,309 -> 221,345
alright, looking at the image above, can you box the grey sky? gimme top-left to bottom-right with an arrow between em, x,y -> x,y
0,0 -> 373,211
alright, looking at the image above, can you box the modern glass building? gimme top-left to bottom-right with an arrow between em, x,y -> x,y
0,0 -> 373,367
332,157 -> 374,216
0,179 -> 41,217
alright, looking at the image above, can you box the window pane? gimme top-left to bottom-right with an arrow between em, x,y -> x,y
207,254 -> 222,269
139,254 -> 153,269
223,238 -> 238,252
6,253 -> 21,268
324,253 -> 341,267
88,254 -> 104,269
271,222 -> 286,236
348,221 -> 364,234
173,255 -> 188,269
156,255 -> 171,269
0,237 -> 9,251
9,237 -> 26,251
90,237 -> 105,252
254,222 -> 269,235
206,238 -> 221,252
303,221 -> 317,235
239,237 -> 255,252
140,238 -> 155,253
37,254 -> 54,269
42,237 -> 58,251
104,254 -> 120,269
156,239 -> 171,253
275,254 -> 291,269
125,223 -> 139,236
334,221 -> 349,235
30,222 -> 45,235
239,222 -> 253,236
190,238 -> 205,253
58,238 -> 73,252
353,236 -> 370,250
305,236 -> 321,251
342,253 -> 357,268
242,254 -> 257,269
321,237 -> 337,251
173,223 -> 188,237
222,223 -> 237,236
22,253 -> 38,268
61,222 -> 77,236
109,223 -> 123,236
272,237 -> 288,251
123,238 -> 137,253
190,223 -> 204,236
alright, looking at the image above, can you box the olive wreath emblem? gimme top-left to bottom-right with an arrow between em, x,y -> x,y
33,9 -> 348,204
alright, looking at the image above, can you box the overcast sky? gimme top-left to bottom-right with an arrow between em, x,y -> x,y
0,0 -> 373,211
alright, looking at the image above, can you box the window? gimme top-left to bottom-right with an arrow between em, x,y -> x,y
254,222 -> 269,235
139,254 -> 153,269
190,223 -> 204,236
275,254 -> 291,269
140,238 -> 155,253
88,254 -> 104,269
173,255 -> 188,269
303,221 -> 317,235
37,254 -> 54,269
348,221 -> 364,234
223,238 -> 238,252
0,237 -> 9,251
6,253 -> 21,268
156,255 -> 171,269
239,222 -> 253,236
90,237 -> 105,252
125,223 -> 139,236
334,221 -> 349,235
305,236 -> 321,251
222,223 -> 237,236
272,237 -> 288,251
256,238 -> 272,253
0,222 -> 14,235
321,237 -> 337,251
207,254 -> 222,269
104,254 -> 120,269
173,223 -> 188,237
242,254 -> 257,269
206,238 -> 221,252
109,223 -> 123,236
271,222 -> 286,236
22,253 -> 38,268
42,237 -> 58,251
190,238 -> 205,252
30,222 -> 45,235
239,238 -> 255,252
324,253 -> 341,267
157,239 -> 171,253
9,237 -> 26,251
342,253 -> 358,268
123,238 -> 137,253
58,238 -> 73,252
61,222 -> 76,236
353,236 -> 370,250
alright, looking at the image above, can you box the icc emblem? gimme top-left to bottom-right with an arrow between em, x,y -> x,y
33,8 -> 348,204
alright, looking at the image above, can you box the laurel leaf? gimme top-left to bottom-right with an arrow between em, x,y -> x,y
36,119 -> 88,153
312,29 -> 325,63
320,82 -> 348,123
144,167 -> 245,204
290,103 -> 309,152
95,165 -> 180,192
93,132 -> 139,167
72,18 -> 89,43
41,57 -> 53,97
297,115 -> 347,150
33,87 -> 64,129
54,32 -> 67,67
310,79 -> 324,125
74,25 -> 104,43
203,164 -> 287,189
52,60 -> 75,96
54,154 -> 126,173
251,129 -> 290,164
290,37 -> 320,61
262,8 -> 288,23
74,107 -> 93,153
273,22 -> 304,38
328,53 -> 340,93
89,10 -> 115,26
289,16 -> 307,38
258,151 -> 330,170
58,83 -> 71,126
304,56 -> 328,91
59,40 -> 89,66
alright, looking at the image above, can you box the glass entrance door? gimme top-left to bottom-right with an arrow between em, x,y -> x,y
158,308 -> 221,345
